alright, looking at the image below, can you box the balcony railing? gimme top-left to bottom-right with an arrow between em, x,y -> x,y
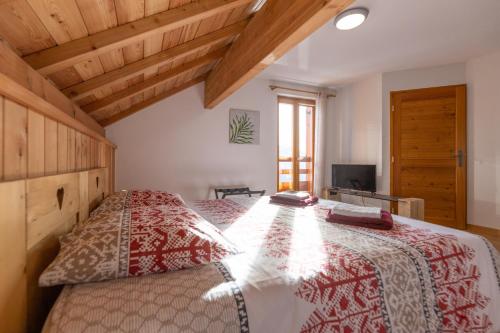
278,156 -> 313,192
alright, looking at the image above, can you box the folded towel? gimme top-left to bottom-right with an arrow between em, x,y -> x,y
331,203 -> 382,219
326,209 -> 393,230
274,191 -> 311,201
270,195 -> 319,207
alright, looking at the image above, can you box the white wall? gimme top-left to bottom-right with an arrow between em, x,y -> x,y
325,74 -> 383,188
466,50 -> 500,229
107,78 -> 278,201
325,74 -> 384,207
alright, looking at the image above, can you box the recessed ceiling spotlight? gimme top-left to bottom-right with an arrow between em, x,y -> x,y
334,7 -> 369,30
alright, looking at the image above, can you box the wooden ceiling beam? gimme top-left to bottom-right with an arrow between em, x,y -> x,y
82,46 -> 228,115
62,19 -> 249,102
100,75 -> 207,127
204,0 -> 353,108
23,0 -> 252,75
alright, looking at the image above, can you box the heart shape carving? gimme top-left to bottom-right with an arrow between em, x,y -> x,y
57,187 -> 65,210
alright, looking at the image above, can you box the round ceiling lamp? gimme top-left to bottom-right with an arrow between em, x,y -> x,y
334,7 -> 369,30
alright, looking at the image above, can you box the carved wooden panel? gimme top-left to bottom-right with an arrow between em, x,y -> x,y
26,173 -> 80,250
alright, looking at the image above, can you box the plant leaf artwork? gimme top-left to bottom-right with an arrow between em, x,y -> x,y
229,109 -> 260,144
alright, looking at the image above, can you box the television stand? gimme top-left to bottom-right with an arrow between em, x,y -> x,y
322,187 -> 424,220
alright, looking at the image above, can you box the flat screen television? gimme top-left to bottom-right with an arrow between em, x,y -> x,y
332,164 -> 376,192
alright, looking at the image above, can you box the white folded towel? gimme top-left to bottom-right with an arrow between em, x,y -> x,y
274,191 -> 311,201
331,203 -> 381,219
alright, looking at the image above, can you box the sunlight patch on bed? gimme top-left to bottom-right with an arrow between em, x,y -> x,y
285,207 -> 327,281
221,197 -> 280,280
202,282 -> 235,301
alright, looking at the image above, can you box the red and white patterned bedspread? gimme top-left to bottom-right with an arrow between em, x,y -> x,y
192,197 -> 500,333
45,197 -> 500,333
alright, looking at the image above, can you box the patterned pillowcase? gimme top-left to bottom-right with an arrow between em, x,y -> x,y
88,190 -> 186,220
126,190 -> 187,208
81,190 -> 187,230
40,205 -> 238,286
89,191 -> 128,218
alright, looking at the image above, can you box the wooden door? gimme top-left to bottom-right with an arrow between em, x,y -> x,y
391,85 -> 466,229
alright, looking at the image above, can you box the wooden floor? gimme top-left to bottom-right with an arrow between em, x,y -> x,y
467,225 -> 500,251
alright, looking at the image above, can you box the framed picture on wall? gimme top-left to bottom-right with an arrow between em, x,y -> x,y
229,109 -> 260,144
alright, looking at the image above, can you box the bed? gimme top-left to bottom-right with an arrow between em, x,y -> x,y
42,192 -> 500,333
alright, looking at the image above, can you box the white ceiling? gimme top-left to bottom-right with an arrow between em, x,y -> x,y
259,0 -> 500,88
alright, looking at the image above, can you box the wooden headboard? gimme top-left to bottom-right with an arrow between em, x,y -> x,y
0,168 -> 109,333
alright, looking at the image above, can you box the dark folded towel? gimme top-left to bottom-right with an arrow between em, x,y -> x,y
270,195 -> 319,207
326,209 -> 393,230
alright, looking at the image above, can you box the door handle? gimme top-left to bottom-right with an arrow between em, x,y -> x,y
455,149 -> 464,167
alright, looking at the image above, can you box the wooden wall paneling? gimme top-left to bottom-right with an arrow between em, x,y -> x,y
88,168 -> 106,211
89,138 -> 95,168
79,171 -> 89,223
102,166 -> 109,197
95,141 -> 100,168
23,168 -> 108,333
86,137 -> 91,168
81,134 -> 88,169
0,180 -> 27,333
57,123 -> 68,173
99,143 -> 104,168
88,137 -> 93,169
26,173 -> 79,250
4,99 -> 27,180
75,131 -> 82,170
92,138 -> 96,168
103,143 -> 108,169
86,135 -> 91,169
93,139 -> 98,168
28,110 -> 45,178
0,96 -> 3,180
95,140 -> 99,168
44,117 -> 58,175
98,142 -> 104,168
68,127 -> 76,172
104,145 -> 112,192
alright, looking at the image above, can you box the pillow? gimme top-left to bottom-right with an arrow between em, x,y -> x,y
87,190 -> 186,222
40,205 -> 237,286
88,191 -> 128,220
126,189 -> 186,208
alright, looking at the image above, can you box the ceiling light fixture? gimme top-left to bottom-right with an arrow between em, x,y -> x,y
334,7 -> 369,30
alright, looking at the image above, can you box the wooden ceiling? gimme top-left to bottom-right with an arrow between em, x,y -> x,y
0,0 -> 351,127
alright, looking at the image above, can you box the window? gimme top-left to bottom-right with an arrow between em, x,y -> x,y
277,96 -> 315,193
